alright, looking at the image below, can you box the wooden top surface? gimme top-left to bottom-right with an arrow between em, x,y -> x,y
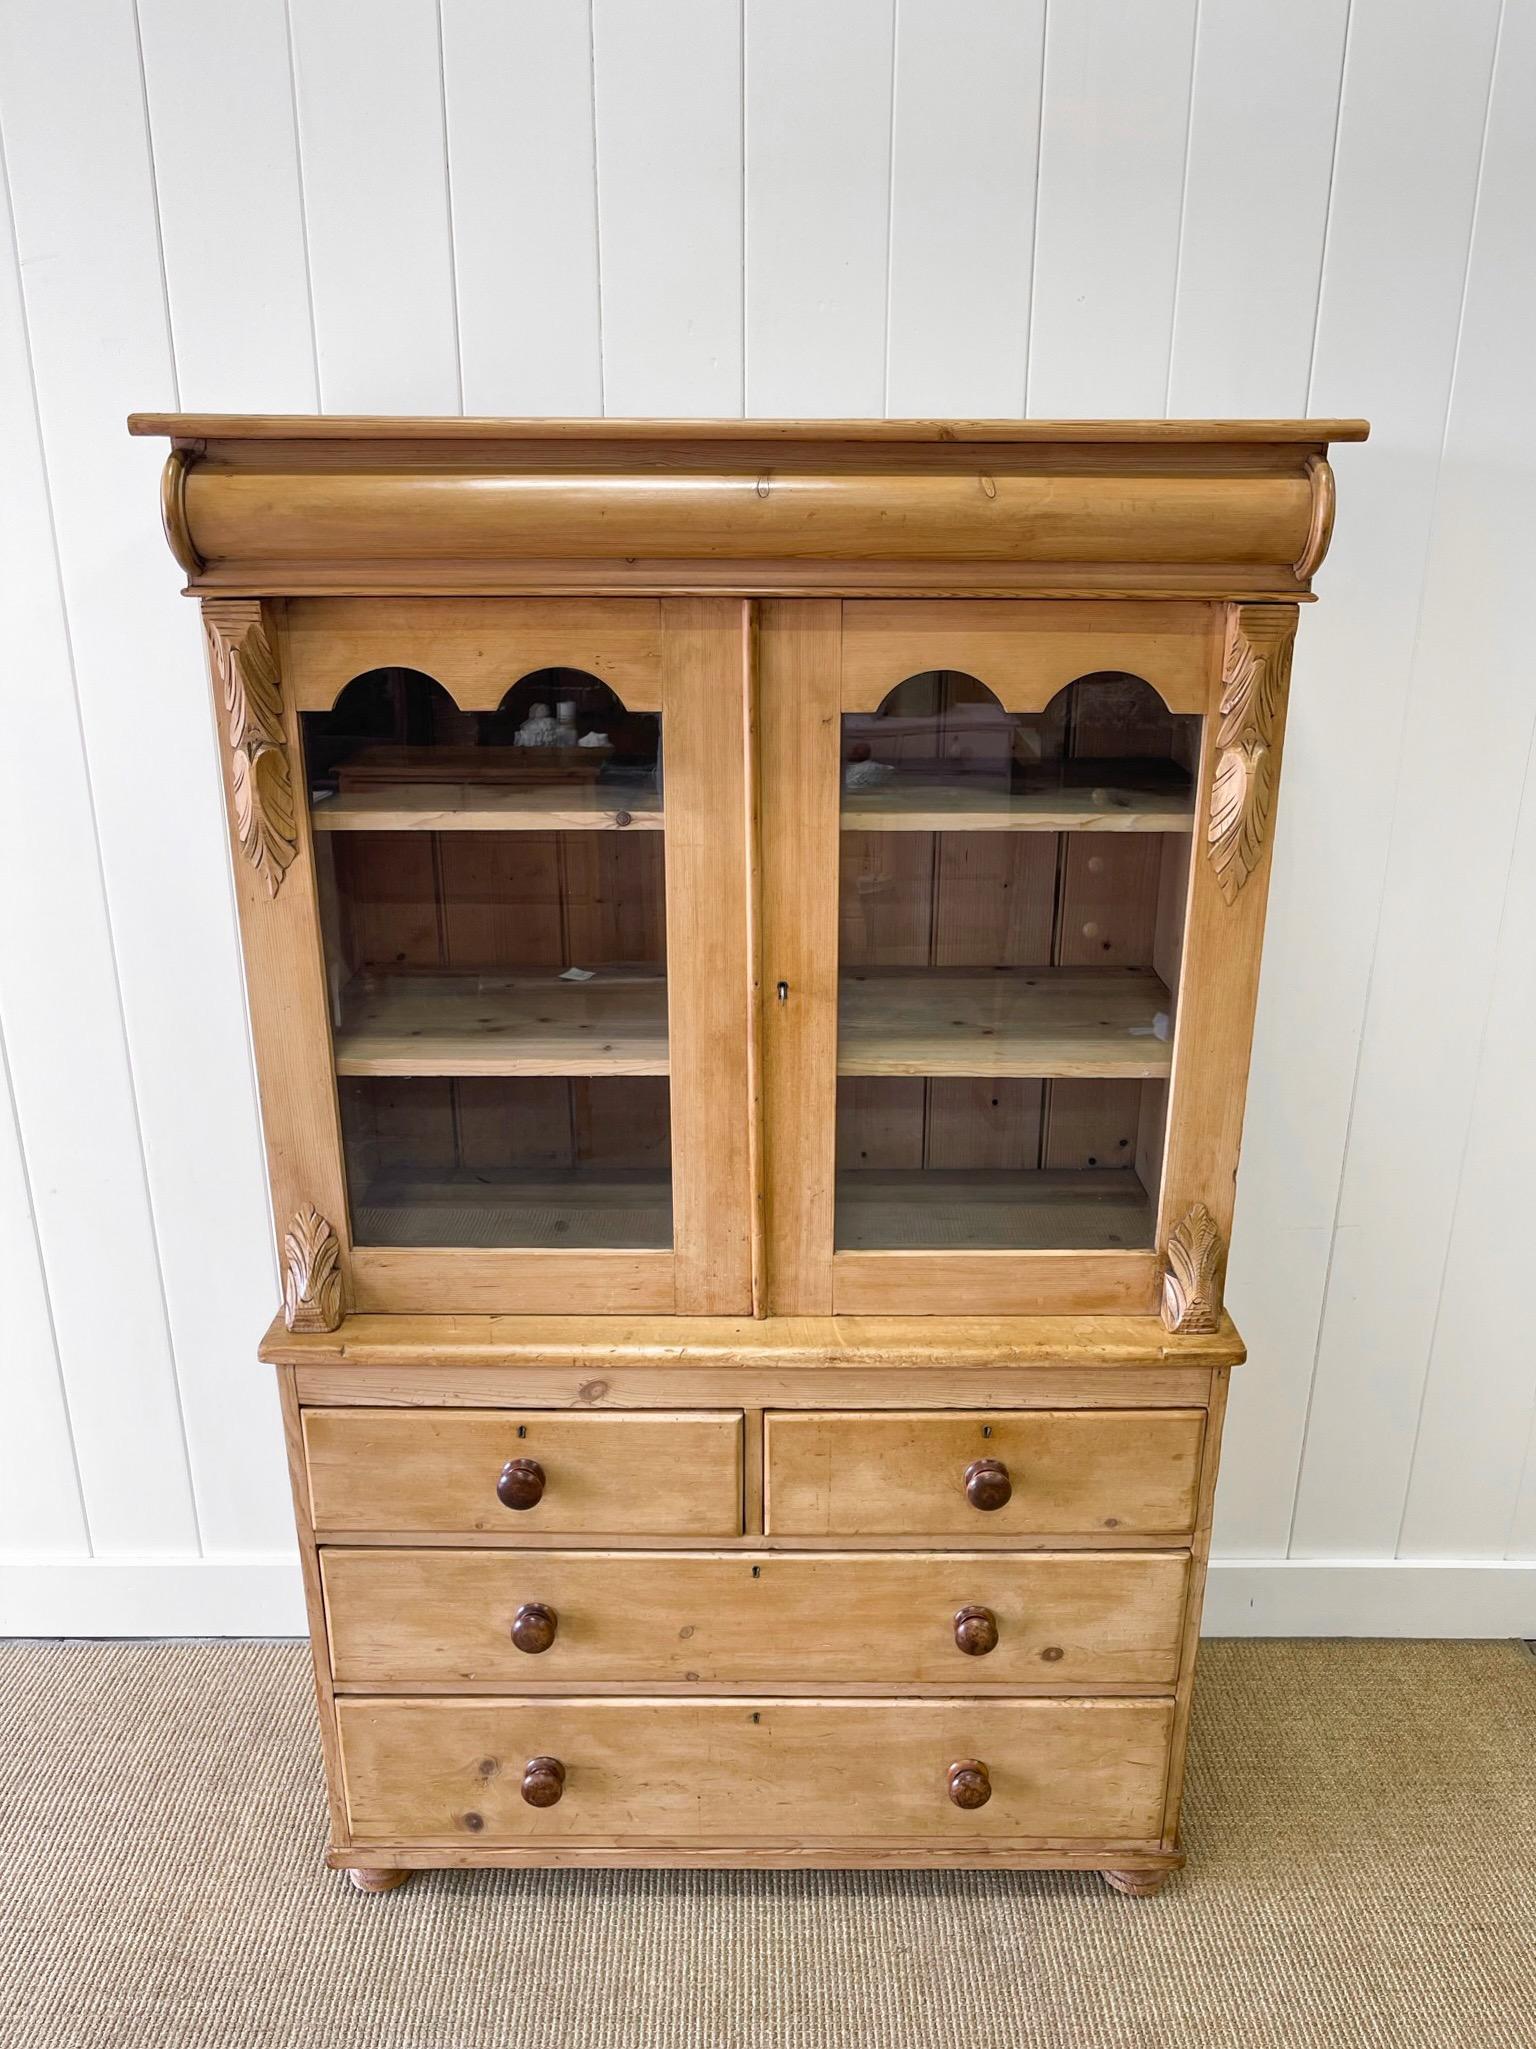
129,413 -> 1369,448
259,1311 -> 1246,1370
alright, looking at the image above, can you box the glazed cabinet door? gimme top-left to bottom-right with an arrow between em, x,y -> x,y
207,597 -> 754,1319
759,599 -> 1295,1321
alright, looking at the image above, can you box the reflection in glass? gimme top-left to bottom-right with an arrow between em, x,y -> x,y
303,668 -> 669,1251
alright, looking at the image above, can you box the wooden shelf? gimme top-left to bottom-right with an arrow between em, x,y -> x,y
353,1171 -> 672,1250
312,784 -> 663,832
334,971 -> 669,1077
835,1169 -> 1154,1252
841,778 -> 1192,833
838,968 -> 1172,1079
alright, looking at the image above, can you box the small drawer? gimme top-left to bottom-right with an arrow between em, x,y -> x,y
337,1695 -> 1175,1845
302,1408 -> 743,1536
321,1547 -> 1191,1691
765,1410 -> 1204,1539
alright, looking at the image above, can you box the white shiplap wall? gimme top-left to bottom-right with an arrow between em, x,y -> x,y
1,0 -> 1533,1637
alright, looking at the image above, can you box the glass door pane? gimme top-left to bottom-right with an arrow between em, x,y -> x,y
835,671 -> 1198,1253
303,666 -> 669,1250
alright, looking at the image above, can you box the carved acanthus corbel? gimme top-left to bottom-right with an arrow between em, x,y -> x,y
203,599 -> 296,898
1160,1203 -> 1225,1334
1208,606 -> 1295,905
282,1204 -> 343,1333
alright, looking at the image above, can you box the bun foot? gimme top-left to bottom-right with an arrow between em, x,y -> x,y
348,1866 -> 411,1895
1102,1867 -> 1169,1898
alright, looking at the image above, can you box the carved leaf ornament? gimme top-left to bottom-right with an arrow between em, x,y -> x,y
204,601 -> 297,898
283,1204 -> 343,1333
1208,608 -> 1295,905
1161,1204 -> 1224,1335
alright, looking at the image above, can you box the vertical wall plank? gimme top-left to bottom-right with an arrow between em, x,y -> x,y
1400,743 -> 1536,1557
1212,0 -> 1504,1559
1509,1397 -> 1536,1561
0,1025 -> 86,1555
137,0 -> 316,410
593,0 -> 742,416
442,0 -> 602,413
1168,0 -> 1344,1557
0,0 -> 289,1555
1166,0 -> 1350,415
1288,0 -> 1508,1560
885,0 -> 1042,416
1025,0 -> 1197,415
1324,0 -> 1536,1562
0,18 -> 198,1553
745,0 -> 895,416
288,0 -> 461,410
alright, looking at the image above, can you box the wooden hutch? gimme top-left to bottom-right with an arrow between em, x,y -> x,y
130,412 -> 1364,1894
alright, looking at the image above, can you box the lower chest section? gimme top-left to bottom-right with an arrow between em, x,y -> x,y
288,1369 -> 1226,1869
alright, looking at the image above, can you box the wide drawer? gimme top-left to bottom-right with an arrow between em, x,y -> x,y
337,1696 -> 1174,1844
303,1409 -> 744,1536
321,1548 -> 1191,1690
765,1410 -> 1204,1538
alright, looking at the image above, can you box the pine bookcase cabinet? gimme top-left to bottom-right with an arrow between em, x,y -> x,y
131,413 -> 1365,1896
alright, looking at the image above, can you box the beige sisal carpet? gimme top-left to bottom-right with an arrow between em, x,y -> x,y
1,1639 -> 1531,2048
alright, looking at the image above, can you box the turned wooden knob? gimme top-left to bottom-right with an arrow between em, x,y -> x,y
964,1458 -> 1012,1511
947,1759 -> 992,1809
496,1457 -> 545,1510
520,1756 -> 565,1807
953,1604 -> 999,1656
511,1601 -> 558,1654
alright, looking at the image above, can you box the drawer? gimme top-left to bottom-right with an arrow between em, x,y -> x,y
765,1410 -> 1204,1539
322,1548 -> 1191,1691
303,1409 -> 743,1536
337,1695 -> 1174,1845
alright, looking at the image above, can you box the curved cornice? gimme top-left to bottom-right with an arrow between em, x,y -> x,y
129,416 -> 1366,600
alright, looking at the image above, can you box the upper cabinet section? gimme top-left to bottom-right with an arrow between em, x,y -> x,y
129,416 -> 1366,604
134,417 -> 1362,1328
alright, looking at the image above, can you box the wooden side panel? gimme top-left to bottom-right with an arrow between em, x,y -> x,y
1162,1364 -> 1228,1845
218,601 -> 352,1319
337,1695 -> 1175,1845
303,1407 -> 744,1537
660,598 -> 755,1313
277,1368 -> 348,1842
1158,605 -> 1296,1278
764,1409 -> 1204,1538
321,1547 -> 1191,1692
759,601 -> 842,1312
